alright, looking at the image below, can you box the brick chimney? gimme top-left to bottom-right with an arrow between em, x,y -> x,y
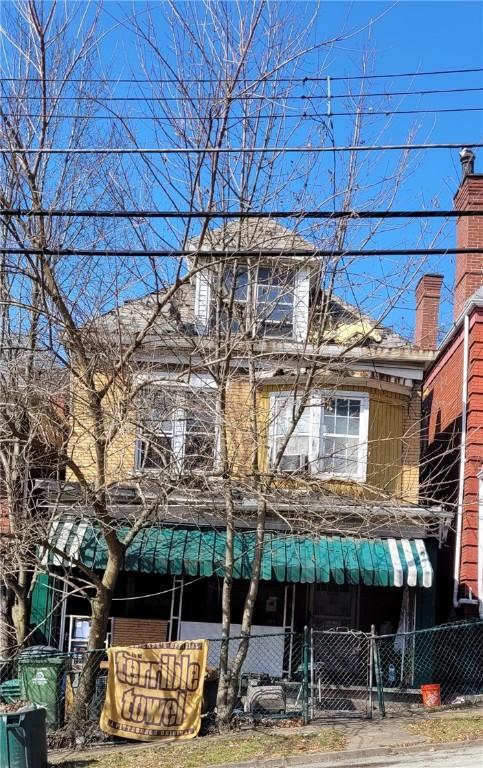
414,274 -> 443,349
453,148 -> 483,320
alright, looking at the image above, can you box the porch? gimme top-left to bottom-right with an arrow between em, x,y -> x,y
34,520 -> 436,684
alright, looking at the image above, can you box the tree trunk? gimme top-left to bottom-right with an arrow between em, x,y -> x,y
216,481 -> 235,728
11,593 -> 29,646
216,501 -> 266,727
0,586 -> 13,656
65,547 -> 121,737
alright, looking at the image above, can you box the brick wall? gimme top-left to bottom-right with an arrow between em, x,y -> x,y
460,309 -> 483,595
454,174 -> 483,320
414,274 -> 443,349
400,388 -> 422,503
423,308 -> 483,603
67,375 -> 136,485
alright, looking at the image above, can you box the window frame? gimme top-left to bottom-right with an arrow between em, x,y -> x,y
254,266 -> 295,337
217,264 -> 297,339
269,389 -> 369,482
135,384 -> 218,475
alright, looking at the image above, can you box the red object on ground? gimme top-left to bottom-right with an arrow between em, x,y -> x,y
421,683 -> 441,707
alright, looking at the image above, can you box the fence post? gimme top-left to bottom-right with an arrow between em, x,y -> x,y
368,628 -> 374,720
310,627 -> 315,720
302,625 -> 310,724
371,624 -> 385,718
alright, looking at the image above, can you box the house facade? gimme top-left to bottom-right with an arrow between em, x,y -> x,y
421,150 -> 483,622
32,219 -> 446,667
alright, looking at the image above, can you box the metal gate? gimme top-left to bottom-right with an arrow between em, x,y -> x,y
310,629 -> 372,719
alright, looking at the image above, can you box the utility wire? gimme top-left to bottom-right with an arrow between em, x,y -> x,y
6,104 -> 483,122
3,85 -> 483,103
2,247 -> 481,258
2,209 -> 482,220
2,142 -> 483,155
2,65 -> 483,84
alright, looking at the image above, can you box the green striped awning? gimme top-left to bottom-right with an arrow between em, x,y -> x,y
45,520 -> 433,588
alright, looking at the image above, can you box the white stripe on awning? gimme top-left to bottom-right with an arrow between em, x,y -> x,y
387,538 -> 404,587
41,519 -> 60,566
401,539 -> 417,587
65,520 -> 89,562
53,520 -> 74,566
415,538 -> 433,588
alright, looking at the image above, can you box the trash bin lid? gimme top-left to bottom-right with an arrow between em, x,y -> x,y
20,646 -> 60,656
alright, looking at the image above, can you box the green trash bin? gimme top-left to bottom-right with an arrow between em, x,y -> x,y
0,705 -> 47,768
19,654 -> 68,729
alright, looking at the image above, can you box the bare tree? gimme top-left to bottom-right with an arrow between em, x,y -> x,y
126,1 -> 436,725
0,0 -> 441,734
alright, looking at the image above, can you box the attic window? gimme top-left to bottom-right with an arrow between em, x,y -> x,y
217,265 -> 295,337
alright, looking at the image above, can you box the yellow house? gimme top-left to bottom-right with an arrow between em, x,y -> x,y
41,220 -> 448,659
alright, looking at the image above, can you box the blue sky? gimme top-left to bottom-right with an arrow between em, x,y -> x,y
5,1 -> 481,338
307,1 -> 483,333
92,1 -> 482,336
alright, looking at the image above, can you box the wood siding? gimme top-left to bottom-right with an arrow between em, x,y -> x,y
67,374 -> 421,503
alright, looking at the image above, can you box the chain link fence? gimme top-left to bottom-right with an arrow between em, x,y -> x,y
311,629 -> 372,719
373,620 -> 483,713
202,632 -> 306,722
1,620 -> 482,741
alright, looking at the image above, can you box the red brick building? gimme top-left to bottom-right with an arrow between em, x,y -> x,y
421,149 -> 483,620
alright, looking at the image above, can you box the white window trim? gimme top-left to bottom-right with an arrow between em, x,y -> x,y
134,381 -> 218,474
207,264 -> 310,341
269,389 -> 369,483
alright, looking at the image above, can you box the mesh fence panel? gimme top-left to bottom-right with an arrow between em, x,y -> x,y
1,620 -> 483,736
0,648 -> 107,733
207,632 -> 305,718
311,629 -> 372,719
374,620 -> 483,712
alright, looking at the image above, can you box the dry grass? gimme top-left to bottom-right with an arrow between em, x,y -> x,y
50,728 -> 345,768
408,716 -> 483,744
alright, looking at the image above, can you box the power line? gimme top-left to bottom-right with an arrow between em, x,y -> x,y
3,85 -> 483,103
2,141 -> 483,155
2,209 -> 482,220
5,104 -> 483,122
2,65 -> 483,84
2,246 -> 481,258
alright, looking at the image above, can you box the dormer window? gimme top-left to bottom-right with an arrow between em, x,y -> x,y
192,220 -> 313,339
202,263 -> 307,340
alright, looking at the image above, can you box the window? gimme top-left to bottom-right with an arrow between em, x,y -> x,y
217,265 -> 295,338
269,391 -> 369,481
272,396 -> 311,471
136,388 -> 216,473
320,397 -> 362,477
256,267 -> 295,337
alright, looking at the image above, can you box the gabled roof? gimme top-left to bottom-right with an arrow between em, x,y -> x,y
188,218 -> 315,252
95,219 -> 416,353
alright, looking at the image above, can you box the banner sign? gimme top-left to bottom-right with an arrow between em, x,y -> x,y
100,640 -> 208,742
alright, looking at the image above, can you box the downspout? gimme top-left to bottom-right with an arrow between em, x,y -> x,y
452,313 -> 475,608
478,471 -> 483,618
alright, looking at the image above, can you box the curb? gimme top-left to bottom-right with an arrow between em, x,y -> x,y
209,738 -> 483,768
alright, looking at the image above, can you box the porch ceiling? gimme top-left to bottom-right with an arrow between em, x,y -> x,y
45,521 -> 433,588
